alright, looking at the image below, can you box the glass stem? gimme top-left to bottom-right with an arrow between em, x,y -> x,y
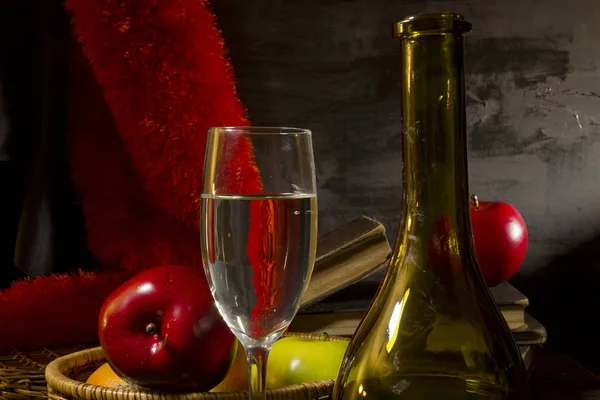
247,346 -> 269,400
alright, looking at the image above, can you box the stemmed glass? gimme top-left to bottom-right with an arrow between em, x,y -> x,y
200,126 -> 318,400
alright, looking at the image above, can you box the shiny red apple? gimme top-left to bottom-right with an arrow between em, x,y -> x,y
470,196 -> 528,287
98,265 -> 236,392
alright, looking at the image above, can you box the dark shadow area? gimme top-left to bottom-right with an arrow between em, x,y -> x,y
514,235 -> 600,374
0,0 -> 92,288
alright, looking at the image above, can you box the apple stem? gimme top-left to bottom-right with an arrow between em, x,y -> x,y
145,323 -> 157,335
246,346 -> 269,400
470,194 -> 480,210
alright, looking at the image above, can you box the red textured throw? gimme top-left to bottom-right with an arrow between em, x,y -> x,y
0,0 -> 262,350
0,271 -> 135,350
66,34 -> 204,273
65,0 -> 250,231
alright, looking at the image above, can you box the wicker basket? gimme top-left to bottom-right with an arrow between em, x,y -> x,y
44,333 -> 349,400
0,344 -> 96,400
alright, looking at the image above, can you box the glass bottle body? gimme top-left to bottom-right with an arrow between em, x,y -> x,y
332,13 -> 530,400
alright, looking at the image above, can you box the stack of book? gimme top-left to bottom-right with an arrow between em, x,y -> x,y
294,216 -> 547,372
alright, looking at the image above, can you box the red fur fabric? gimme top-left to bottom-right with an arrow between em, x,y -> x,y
63,0 -> 262,271
0,271 -> 135,350
65,0 -> 249,232
66,35 -> 203,273
0,0 -> 261,350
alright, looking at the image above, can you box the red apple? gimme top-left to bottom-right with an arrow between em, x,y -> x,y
427,215 -> 458,289
98,265 -> 236,392
470,196 -> 528,287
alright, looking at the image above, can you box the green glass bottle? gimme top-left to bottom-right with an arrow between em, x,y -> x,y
331,13 -> 531,400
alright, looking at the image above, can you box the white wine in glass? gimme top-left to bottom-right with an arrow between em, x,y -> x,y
200,127 -> 318,400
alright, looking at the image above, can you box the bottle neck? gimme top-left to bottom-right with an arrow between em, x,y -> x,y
398,32 -> 472,259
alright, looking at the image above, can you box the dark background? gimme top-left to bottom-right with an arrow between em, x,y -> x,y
1,0 -> 599,373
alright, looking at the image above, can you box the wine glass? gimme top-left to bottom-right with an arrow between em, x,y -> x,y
200,126 -> 318,400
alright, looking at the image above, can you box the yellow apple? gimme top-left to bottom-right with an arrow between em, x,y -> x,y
266,336 -> 349,388
212,335 -> 350,392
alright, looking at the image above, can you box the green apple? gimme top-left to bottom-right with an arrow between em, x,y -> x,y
266,336 -> 349,388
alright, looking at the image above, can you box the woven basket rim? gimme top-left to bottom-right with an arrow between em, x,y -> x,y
45,332 -> 349,400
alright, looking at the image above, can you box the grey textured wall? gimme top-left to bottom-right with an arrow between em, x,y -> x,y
213,0 -> 600,368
